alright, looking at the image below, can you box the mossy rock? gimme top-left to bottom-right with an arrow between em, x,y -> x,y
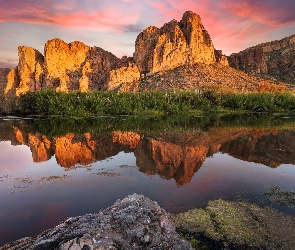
174,199 -> 295,249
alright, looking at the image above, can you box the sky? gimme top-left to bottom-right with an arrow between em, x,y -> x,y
0,0 -> 295,68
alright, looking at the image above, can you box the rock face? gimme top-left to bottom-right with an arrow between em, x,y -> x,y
44,39 -> 90,91
3,68 -> 18,97
0,68 -> 12,92
2,194 -> 192,250
107,62 -> 140,91
0,47 -> 44,98
17,46 -> 44,95
134,11 -> 217,74
0,39 -> 138,96
214,49 -> 229,66
4,10 -> 294,99
228,34 -> 295,84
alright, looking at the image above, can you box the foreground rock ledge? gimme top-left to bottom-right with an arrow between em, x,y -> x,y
2,194 -> 192,250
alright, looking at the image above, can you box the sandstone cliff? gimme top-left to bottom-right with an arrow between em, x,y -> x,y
17,46 -> 44,95
44,39 -> 90,91
0,10 -> 235,97
134,11 -> 217,74
229,34 -> 295,84
1,10 -> 293,101
0,68 -> 11,92
1,46 -> 44,97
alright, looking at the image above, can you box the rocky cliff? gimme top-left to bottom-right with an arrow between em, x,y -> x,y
1,10 -> 292,103
229,34 -> 295,84
134,11 -> 216,74
0,39 -> 137,96
17,46 -> 44,95
0,10 -> 254,97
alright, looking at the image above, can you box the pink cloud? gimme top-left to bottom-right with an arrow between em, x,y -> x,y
0,0 -> 294,58
140,0 -> 295,54
0,0 -> 141,32
222,0 -> 295,26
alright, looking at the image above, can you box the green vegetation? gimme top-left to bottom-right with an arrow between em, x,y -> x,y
2,113 -> 295,138
1,90 -> 295,117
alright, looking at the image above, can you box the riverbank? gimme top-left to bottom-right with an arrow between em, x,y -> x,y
1,90 -> 295,117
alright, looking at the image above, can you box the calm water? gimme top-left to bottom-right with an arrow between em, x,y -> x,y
0,115 -> 295,246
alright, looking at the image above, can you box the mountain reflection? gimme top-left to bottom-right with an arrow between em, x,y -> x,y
1,117 -> 295,185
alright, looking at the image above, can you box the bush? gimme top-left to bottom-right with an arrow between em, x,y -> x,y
4,90 -> 295,117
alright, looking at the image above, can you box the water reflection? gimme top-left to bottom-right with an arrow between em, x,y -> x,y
1,116 -> 295,185
0,115 -> 295,246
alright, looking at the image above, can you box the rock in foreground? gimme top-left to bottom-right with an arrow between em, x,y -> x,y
2,194 -> 192,250
175,199 -> 295,250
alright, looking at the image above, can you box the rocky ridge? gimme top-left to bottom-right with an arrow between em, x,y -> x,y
1,10 -> 286,98
229,34 -> 295,84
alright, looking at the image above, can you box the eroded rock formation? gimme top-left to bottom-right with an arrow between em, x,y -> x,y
3,68 -> 18,97
0,10 -> 246,98
17,46 -> 44,95
0,39 -> 138,96
107,62 -> 140,91
44,39 -> 90,91
229,34 -> 295,84
215,49 -> 229,66
134,11 -> 217,74
0,69 -> 11,92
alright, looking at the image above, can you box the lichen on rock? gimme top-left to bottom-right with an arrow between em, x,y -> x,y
174,199 -> 295,249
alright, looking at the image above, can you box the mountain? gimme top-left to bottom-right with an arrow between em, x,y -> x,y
0,11 -> 290,97
228,34 -> 295,84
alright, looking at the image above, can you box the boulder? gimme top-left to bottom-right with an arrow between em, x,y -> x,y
175,199 -> 295,249
2,194 -> 193,250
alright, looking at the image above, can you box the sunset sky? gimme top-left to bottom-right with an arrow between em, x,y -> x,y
1,0 -> 295,68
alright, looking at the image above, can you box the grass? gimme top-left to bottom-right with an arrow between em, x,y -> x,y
1,89 -> 295,117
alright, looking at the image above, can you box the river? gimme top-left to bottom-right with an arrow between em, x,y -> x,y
0,114 -> 295,246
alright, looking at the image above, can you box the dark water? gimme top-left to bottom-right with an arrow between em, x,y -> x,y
0,115 -> 295,246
